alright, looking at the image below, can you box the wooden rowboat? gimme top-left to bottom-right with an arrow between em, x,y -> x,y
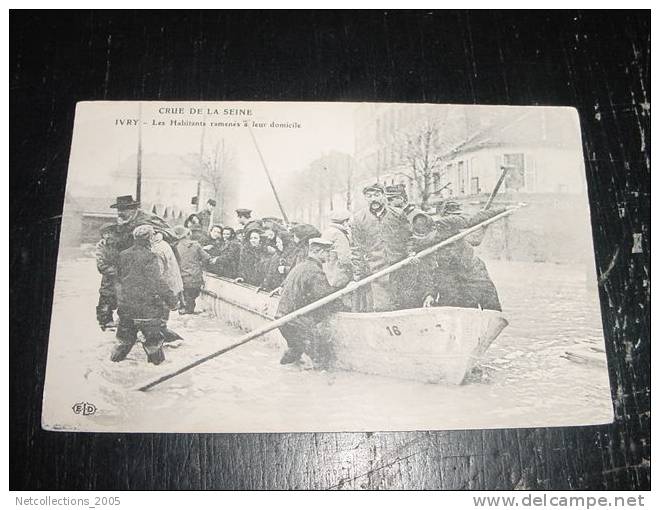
200,272 -> 509,384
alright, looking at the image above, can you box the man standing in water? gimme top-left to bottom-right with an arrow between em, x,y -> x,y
95,222 -> 120,330
111,225 -> 177,365
276,238 -> 345,367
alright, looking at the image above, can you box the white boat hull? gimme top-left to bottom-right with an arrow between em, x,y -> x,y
201,273 -> 508,384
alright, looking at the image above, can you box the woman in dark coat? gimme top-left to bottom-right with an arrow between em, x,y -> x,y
237,228 -> 269,287
184,213 -> 202,230
213,227 -> 241,278
262,231 -> 296,291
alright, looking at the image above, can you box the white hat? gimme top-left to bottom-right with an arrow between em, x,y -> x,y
308,237 -> 334,249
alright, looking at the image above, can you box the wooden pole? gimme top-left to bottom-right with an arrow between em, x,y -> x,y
136,102 -> 142,202
196,116 -> 206,212
134,206 -> 520,392
483,164 -> 515,211
247,126 -> 290,224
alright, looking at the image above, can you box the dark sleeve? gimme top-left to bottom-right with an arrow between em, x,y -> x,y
310,268 -> 347,313
117,251 -> 126,280
149,217 -> 176,244
95,242 -> 115,274
399,213 -> 414,255
238,246 -> 249,278
196,242 -> 213,264
464,207 -> 507,228
433,215 -> 469,239
349,216 -> 368,277
147,254 -> 175,304
309,268 -> 336,302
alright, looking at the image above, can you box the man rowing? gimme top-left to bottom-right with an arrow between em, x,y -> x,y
407,205 -> 508,311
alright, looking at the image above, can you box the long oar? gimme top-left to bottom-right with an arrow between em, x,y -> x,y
134,206 -> 520,392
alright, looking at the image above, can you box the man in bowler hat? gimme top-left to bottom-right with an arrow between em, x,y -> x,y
110,195 -> 175,252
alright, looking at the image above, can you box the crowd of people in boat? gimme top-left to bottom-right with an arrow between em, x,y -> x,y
94,183 -> 509,366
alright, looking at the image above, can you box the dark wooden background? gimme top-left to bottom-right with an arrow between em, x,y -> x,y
10,10 -> 650,490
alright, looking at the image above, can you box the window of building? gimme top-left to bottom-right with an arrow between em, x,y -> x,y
526,157 -> 537,192
446,163 -> 453,192
458,161 -> 465,194
470,177 -> 480,194
503,153 -> 525,191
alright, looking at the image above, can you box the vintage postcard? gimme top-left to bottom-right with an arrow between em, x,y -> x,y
42,101 -> 613,432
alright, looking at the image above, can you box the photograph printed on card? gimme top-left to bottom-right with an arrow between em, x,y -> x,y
41,101 -> 613,432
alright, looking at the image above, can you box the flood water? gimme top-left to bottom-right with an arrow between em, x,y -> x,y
42,255 -> 613,432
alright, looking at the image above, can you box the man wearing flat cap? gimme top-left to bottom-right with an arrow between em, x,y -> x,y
349,183 -> 414,312
235,208 -> 262,236
276,237 -> 345,367
110,195 -> 176,253
111,225 -> 177,365
385,184 -> 409,211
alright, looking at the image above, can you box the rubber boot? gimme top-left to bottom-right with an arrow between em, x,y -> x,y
110,343 -> 133,362
163,328 -> 182,343
146,348 -> 165,365
280,348 -> 303,365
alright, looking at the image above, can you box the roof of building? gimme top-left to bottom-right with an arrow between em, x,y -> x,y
65,195 -> 115,214
447,108 -> 580,156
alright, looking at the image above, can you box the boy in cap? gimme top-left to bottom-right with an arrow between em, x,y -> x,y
111,225 -> 177,365
276,237 -> 345,367
176,225 -> 217,314
95,222 -> 120,330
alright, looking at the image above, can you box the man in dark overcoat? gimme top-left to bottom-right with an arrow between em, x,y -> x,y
409,206 -> 508,311
111,225 -> 177,365
349,183 -> 415,312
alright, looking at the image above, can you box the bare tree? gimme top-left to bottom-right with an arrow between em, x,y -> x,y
395,107 -> 491,209
199,138 -> 236,219
396,114 -> 450,210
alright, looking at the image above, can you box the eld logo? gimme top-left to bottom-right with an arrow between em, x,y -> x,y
72,402 -> 97,416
